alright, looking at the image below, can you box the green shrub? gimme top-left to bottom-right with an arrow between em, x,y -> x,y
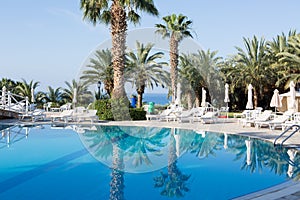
90,98 -> 146,121
129,108 -> 146,120
90,99 -> 146,121
91,99 -> 114,120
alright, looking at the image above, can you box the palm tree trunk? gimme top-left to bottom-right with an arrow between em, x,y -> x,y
104,80 -> 114,97
253,87 -> 258,108
137,85 -> 145,108
170,34 -> 179,103
110,144 -> 125,200
111,0 -> 127,100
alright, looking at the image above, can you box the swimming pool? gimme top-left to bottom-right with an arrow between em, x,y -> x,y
0,124 -> 299,199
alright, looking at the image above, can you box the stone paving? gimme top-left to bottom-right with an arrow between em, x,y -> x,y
1,117 -> 300,200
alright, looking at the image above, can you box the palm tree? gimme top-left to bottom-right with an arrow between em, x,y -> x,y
266,30 -> 297,90
276,33 -> 300,86
44,86 -> 64,107
62,79 -> 93,106
126,41 -> 169,108
80,49 -> 114,96
0,78 -> 17,94
179,53 -> 202,108
155,14 -> 193,103
80,0 -> 159,101
15,79 -> 40,103
192,49 -> 224,107
224,36 -> 273,108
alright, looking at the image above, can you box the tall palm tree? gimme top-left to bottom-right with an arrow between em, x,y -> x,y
126,41 -> 169,108
80,0 -> 159,101
80,49 -> 114,96
155,14 -> 193,103
62,79 -> 93,106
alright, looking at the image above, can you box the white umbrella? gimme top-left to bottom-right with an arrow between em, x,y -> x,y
270,89 -> 282,114
31,88 -> 35,103
288,81 -> 296,110
224,83 -> 230,103
245,139 -> 252,165
224,83 -> 230,118
72,88 -> 77,109
2,86 -> 6,106
201,88 -> 206,107
246,84 -> 253,109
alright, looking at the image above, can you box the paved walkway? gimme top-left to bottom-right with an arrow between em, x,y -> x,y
1,118 -> 300,199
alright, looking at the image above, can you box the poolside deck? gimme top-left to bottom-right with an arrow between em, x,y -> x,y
0,117 -> 300,199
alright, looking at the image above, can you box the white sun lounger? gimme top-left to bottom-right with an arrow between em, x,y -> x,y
241,110 -> 272,127
146,108 -> 173,121
200,111 -> 218,124
51,110 -> 73,123
255,115 -> 290,130
177,108 -> 199,123
19,109 -> 46,122
282,112 -> 300,130
75,109 -> 98,123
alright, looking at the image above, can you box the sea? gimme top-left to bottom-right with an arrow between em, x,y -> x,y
141,93 -> 170,105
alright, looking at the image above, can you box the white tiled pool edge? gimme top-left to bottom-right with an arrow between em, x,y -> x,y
232,181 -> 300,200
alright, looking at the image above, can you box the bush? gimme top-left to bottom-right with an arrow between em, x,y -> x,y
91,99 -> 114,120
129,108 -> 146,120
90,99 -> 146,121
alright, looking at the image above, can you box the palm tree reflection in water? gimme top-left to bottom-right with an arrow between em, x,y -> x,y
110,144 -> 125,200
154,128 -> 191,198
80,126 -> 170,200
79,126 -> 300,199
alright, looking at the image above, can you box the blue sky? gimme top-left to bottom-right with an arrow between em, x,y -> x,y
1,0 -> 300,92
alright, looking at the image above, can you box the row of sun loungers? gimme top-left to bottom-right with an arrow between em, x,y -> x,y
239,109 -> 299,130
19,109 -> 46,122
19,107 -> 98,124
50,108 -> 98,124
146,106 -> 219,123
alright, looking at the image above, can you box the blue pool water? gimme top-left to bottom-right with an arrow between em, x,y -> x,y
0,124 -> 299,200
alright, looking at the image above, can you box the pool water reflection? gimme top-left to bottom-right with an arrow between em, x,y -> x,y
0,124 -> 299,200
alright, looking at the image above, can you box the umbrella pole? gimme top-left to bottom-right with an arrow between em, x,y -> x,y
226,102 -> 228,119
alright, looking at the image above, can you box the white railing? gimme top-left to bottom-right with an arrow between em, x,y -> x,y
0,89 -> 29,114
